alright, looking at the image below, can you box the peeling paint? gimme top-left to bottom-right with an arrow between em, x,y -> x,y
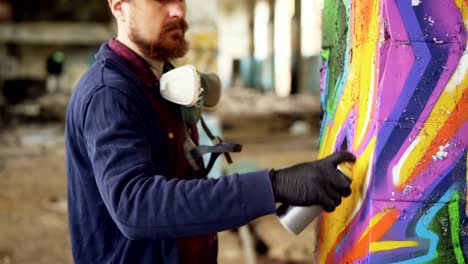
432,143 -> 450,161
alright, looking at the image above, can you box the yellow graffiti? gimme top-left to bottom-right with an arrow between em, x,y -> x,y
354,38 -> 378,150
454,0 -> 468,30
318,1 -> 380,160
319,137 -> 374,264
347,142 -> 374,222
370,241 -> 420,253
318,0 -> 380,262
318,96 -> 355,159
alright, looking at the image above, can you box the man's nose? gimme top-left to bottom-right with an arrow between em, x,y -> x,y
167,2 -> 185,19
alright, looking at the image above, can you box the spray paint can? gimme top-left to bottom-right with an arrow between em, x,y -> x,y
276,162 -> 354,235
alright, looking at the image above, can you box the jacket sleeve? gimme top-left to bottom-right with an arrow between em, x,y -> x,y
82,87 -> 276,240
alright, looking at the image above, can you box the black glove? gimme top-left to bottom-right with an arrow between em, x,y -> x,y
269,151 -> 355,212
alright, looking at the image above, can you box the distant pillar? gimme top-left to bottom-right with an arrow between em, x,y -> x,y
266,0 -> 275,91
290,0 -> 301,95
273,0 -> 292,97
318,0 -> 468,263
247,0 -> 256,88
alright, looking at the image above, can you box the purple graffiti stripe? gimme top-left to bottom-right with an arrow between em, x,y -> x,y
383,0 -> 410,41
334,107 -> 356,152
386,0 -> 466,43
411,44 -> 463,125
378,41 -> 462,125
376,43 -> 415,121
355,122 -> 376,155
417,0 -> 467,45
375,0 -> 430,157
377,0 -> 413,121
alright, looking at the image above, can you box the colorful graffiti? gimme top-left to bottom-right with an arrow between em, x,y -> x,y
318,0 -> 468,263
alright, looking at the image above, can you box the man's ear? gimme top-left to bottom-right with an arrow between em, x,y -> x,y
108,0 -> 126,22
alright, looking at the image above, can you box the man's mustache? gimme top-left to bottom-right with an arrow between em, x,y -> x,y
161,19 -> 188,34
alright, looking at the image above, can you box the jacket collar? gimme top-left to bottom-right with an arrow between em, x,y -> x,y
106,39 -> 158,88
95,39 -> 175,86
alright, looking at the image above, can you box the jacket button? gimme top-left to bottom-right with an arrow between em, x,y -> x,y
168,133 -> 174,139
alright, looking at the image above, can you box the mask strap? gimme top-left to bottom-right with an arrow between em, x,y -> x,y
194,142 -> 242,174
181,111 -> 203,172
199,116 -> 234,163
181,111 -> 243,176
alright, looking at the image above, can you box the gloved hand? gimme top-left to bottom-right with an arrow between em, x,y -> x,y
269,151 -> 355,212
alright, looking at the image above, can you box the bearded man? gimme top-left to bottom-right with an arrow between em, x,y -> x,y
65,0 -> 355,263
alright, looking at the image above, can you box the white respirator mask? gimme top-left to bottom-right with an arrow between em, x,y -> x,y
159,64 -> 221,110
158,64 -> 241,176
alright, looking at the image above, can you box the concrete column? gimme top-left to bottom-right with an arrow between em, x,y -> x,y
248,0 -> 256,59
290,0 -> 301,95
318,0 -> 468,263
273,0 -> 292,97
267,0 -> 275,60
266,0 -> 275,91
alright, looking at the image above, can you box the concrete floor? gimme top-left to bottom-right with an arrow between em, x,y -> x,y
0,115 -> 320,264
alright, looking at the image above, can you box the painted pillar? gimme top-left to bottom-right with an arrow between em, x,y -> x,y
318,0 -> 468,263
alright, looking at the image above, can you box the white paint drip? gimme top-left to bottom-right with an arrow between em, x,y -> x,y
412,0 -> 421,6
393,137 -> 422,186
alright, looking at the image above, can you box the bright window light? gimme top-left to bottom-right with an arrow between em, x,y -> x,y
254,1 -> 270,60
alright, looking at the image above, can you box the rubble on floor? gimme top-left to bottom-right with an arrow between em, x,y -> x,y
210,87 -> 321,118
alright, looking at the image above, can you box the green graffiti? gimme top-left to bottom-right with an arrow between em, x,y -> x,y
449,192 -> 465,264
426,192 -> 466,264
321,49 -> 330,60
321,0 -> 350,116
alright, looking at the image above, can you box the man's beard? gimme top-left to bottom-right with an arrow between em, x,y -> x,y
130,19 -> 189,61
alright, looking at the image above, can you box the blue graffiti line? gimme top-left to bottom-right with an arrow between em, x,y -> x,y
394,187 -> 456,264
334,232 -> 350,254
